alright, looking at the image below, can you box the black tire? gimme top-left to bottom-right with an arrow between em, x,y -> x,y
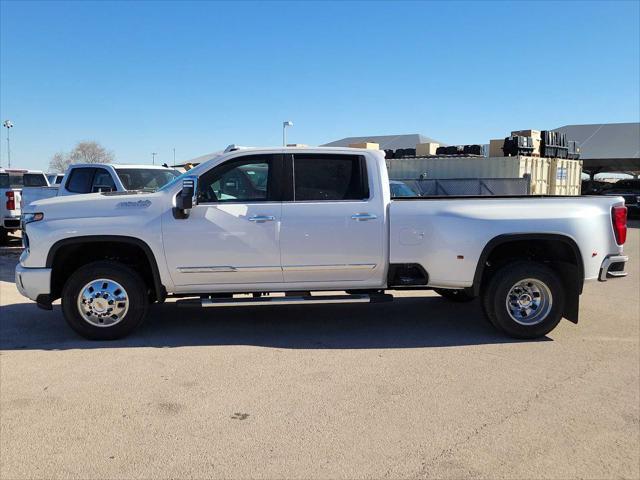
483,261 -> 565,339
433,288 -> 475,303
62,261 -> 149,340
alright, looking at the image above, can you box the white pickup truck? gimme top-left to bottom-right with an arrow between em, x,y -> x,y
16,147 -> 629,340
21,163 -> 180,208
1,169 -> 49,244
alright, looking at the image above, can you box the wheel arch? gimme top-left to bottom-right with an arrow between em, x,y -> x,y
46,235 -> 165,304
470,233 -> 584,323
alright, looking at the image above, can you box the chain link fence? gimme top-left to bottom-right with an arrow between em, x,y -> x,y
392,178 -> 531,197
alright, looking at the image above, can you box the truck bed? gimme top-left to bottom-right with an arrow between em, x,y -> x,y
389,195 -> 624,288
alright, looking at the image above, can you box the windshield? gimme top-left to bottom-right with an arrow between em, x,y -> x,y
115,168 -> 180,192
0,172 -> 48,188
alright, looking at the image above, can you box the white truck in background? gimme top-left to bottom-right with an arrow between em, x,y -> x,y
20,164 -> 180,208
0,169 -> 49,244
16,146 -> 629,340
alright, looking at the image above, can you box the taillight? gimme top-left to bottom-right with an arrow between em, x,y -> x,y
612,205 -> 627,245
5,191 -> 15,210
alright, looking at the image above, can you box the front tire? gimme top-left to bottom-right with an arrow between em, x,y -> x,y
62,261 -> 149,340
483,261 -> 565,338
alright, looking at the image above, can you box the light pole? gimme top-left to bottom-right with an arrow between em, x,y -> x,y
2,120 -> 13,168
282,121 -> 293,146
173,148 -> 176,165
152,152 -> 157,165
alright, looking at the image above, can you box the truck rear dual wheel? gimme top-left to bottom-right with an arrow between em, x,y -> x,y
482,261 -> 565,339
62,261 -> 149,340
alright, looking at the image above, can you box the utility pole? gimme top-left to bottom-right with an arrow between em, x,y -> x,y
2,120 -> 13,168
152,152 -> 157,165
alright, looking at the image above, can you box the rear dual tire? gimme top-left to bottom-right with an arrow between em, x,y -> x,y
482,261 -> 565,338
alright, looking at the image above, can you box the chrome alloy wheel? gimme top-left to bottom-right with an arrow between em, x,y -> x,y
505,278 -> 553,326
77,278 -> 129,327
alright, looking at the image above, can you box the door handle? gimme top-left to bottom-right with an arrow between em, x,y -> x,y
351,213 -> 377,221
248,215 -> 276,223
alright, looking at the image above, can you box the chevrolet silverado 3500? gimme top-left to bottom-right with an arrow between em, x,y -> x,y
16,147 -> 629,340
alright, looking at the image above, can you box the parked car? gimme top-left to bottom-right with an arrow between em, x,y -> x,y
0,168 -> 48,244
46,173 -> 65,186
604,179 -> 639,217
21,164 -> 180,209
16,146 -> 628,340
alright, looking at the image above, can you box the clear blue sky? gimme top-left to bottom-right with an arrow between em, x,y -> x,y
1,0 -> 639,170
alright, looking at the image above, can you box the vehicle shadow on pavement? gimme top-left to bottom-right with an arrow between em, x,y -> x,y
0,296 -> 548,351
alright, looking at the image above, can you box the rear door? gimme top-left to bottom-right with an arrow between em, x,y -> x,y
280,153 -> 385,286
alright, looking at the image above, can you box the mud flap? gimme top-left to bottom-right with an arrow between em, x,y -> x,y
564,292 -> 579,324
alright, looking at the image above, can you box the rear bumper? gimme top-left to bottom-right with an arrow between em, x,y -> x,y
599,255 -> 628,281
15,264 -> 51,303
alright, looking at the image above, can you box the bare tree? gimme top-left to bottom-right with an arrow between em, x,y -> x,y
49,141 -> 115,172
48,152 -> 69,173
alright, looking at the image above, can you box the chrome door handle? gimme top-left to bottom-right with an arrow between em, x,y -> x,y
248,215 -> 276,223
351,213 -> 377,221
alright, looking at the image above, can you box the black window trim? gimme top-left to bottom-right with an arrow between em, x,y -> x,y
286,153 -> 370,203
64,167 -> 114,194
196,153 -> 284,205
65,167 -> 97,194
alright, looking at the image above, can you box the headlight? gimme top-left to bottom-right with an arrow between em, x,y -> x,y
22,212 -> 44,226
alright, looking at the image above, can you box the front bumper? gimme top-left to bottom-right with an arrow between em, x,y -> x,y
15,264 -> 52,302
599,255 -> 629,281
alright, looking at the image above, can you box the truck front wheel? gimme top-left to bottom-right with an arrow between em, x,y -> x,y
61,261 -> 149,340
483,261 -> 565,339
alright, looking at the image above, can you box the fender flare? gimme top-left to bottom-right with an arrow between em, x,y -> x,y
470,233 -> 585,297
46,235 -> 165,302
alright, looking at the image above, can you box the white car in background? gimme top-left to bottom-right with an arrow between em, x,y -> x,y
0,168 -> 48,244
46,173 -> 65,186
21,164 -> 180,208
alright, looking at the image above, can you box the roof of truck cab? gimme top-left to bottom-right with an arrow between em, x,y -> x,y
177,146 -> 384,167
65,163 -> 179,170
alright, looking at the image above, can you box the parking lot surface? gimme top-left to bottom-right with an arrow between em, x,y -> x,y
1,226 -> 639,479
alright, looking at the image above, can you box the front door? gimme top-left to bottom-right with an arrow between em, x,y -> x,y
162,154 -> 283,287
280,153 -> 385,286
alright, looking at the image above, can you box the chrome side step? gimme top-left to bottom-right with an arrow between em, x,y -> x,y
176,293 -> 392,308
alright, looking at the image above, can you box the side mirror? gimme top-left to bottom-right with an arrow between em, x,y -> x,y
174,176 -> 198,219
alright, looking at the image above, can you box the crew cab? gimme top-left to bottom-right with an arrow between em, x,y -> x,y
16,147 -> 629,340
20,163 -> 180,208
1,168 -> 48,244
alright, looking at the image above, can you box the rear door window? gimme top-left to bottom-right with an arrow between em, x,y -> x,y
292,154 -> 368,201
23,173 -> 48,187
65,168 -> 96,193
0,172 -> 48,188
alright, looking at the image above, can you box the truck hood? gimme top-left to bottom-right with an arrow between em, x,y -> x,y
25,191 -> 162,216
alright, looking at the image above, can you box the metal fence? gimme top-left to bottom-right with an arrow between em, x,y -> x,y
393,178 -> 531,197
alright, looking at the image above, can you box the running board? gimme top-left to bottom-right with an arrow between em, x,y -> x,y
176,293 -> 393,308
